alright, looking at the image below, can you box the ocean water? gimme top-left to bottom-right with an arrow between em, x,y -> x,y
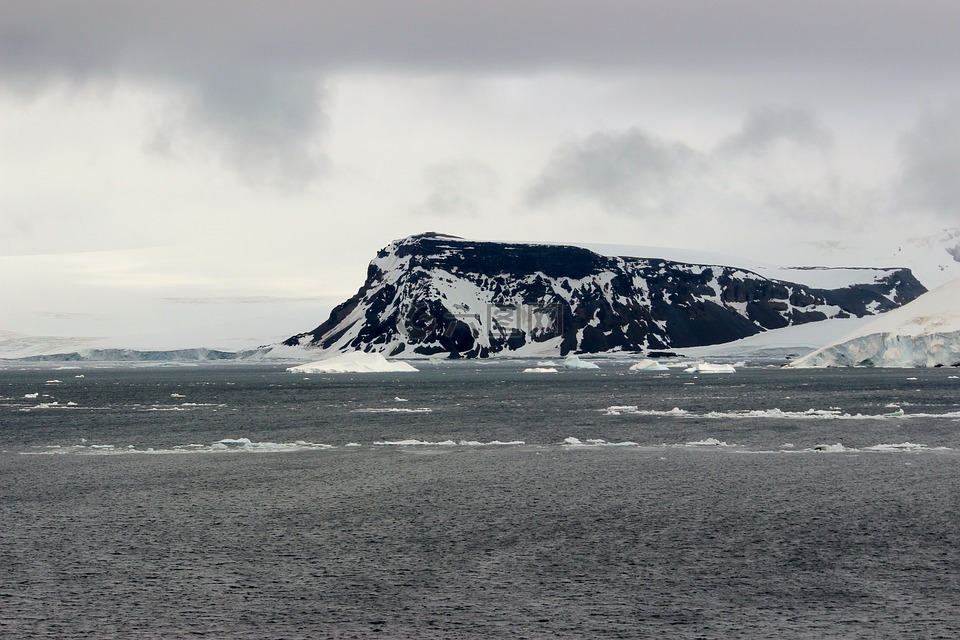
2,362 -> 959,638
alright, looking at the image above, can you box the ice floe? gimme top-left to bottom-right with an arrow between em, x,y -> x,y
562,437 -> 638,447
685,437 -> 734,447
21,438 -> 338,455
813,443 -> 850,452
351,407 -> 433,413
523,367 -> 558,373
373,439 -> 525,446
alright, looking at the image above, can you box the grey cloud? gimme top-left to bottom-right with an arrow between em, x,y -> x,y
896,103 -> 960,217
416,159 -> 501,217
718,108 -> 833,156
150,73 -> 328,189
2,1 -> 957,78
526,130 -> 698,214
527,108 -> 850,221
3,1 -> 957,191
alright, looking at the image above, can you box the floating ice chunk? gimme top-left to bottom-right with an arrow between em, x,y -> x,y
813,443 -> 849,452
629,359 -> 670,372
601,405 -> 688,416
171,393 -> 186,398
394,396 -> 408,402
685,437 -> 732,447
864,442 -> 928,451
523,367 -> 558,373
563,355 -> 600,370
561,437 -> 637,447
207,438 -> 335,452
603,405 -> 637,415
216,437 -> 253,447
344,442 -> 362,447
24,393 -> 38,399
682,363 -> 736,374
45,380 -> 62,384
287,352 -> 419,374
374,439 -> 457,446
352,407 -> 433,413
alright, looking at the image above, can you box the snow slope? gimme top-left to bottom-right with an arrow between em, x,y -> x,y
788,277 -> 960,368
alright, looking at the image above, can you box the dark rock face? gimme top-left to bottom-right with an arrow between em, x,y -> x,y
286,233 -> 927,357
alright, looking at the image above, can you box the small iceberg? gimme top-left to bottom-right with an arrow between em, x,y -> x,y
563,355 -> 600,370
287,351 -> 418,374
813,443 -> 849,452
629,359 -> 670,372
685,437 -> 732,447
682,362 -> 736,374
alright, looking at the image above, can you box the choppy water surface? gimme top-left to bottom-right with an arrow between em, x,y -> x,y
2,363 -> 959,638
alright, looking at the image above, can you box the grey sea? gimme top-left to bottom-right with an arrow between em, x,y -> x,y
2,362 -> 959,639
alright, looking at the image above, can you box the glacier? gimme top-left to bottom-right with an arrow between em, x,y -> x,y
788,277 -> 960,368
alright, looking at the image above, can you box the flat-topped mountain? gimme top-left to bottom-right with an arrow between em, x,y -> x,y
286,233 -> 926,358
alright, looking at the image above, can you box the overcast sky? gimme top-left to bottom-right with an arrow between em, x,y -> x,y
2,1 -> 959,346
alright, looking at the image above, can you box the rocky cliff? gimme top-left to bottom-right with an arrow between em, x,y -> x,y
286,233 -> 927,358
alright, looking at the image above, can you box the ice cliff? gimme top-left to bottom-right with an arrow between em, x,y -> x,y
788,277 -> 960,368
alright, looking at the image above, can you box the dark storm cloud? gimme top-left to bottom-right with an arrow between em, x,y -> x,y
526,129 -> 698,214
896,102 -> 960,218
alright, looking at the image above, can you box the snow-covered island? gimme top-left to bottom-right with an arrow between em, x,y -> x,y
285,233 -> 925,360
5,230 -> 959,367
